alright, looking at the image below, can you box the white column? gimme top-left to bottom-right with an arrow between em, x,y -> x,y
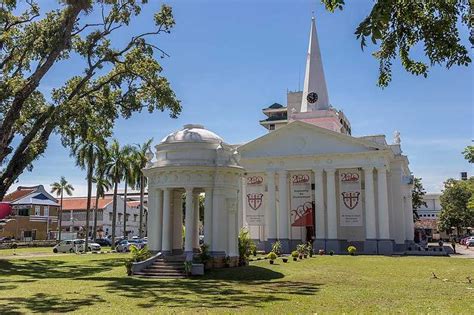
204,188 -> 213,246
146,188 -> 157,251
184,187 -> 194,255
405,187 -> 414,241
228,198 -> 238,257
155,189 -> 163,251
278,170 -> 289,240
326,168 -> 338,239
377,167 -> 390,239
266,170 -> 277,240
241,177 -> 247,228
193,193 -> 200,249
363,166 -> 377,239
161,188 -> 172,252
313,169 -> 325,239
212,188 -> 224,253
172,191 -> 183,251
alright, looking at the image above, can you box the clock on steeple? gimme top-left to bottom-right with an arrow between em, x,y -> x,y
306,92 -> 318,104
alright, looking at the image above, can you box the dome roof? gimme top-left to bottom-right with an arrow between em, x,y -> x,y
160,124 -> 224,144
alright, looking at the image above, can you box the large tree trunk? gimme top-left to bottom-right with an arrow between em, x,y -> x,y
0,3 -> 88,166
123,181 -> 128,239
139,175 -> 145,238
93,192 -> 100,242
111,180 -> 118,250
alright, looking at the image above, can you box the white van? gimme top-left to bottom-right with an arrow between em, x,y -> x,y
53,239 -> 101,253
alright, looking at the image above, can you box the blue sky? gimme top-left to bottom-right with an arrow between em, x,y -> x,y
9,0 -> 473,196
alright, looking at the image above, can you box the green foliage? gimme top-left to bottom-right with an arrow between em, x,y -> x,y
271,240 -> 282,256
238,228 -> 255,265
199,243 -> 211,265
347,246 -> 357,255
0,1 -> 181,199
321,0 -> 471,87
296,244 -> 306,256
291,250 -> 299,258
184,261 -> 192,275
267,252 -> 277,261
462,146 -> 474,163
124,245 -> 151,275
412,177 -> 427,220
438,178 -> 474,234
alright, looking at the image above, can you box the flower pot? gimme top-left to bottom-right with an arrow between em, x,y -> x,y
303,254 -> 308,258
282,258 -> 288,263
269,260 -> 274,264
293,257 -> 297,261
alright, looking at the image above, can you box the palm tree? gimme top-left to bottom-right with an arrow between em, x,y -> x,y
92,151 -> 111,241
106,139 -> 131,250
132,139 -> 153,238
71,140 -> 103,251
122,147 -> 136,239
50,177 -> 74,241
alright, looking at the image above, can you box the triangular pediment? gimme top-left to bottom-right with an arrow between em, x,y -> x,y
238,121 -> 383,159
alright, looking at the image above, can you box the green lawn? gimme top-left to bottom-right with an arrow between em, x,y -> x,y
0,253 -> 472,314
0,246 -> 54,256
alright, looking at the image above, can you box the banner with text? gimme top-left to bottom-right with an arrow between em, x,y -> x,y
245,174 -> 265,226
339,169 -> 363,226
290,172 -> 314,226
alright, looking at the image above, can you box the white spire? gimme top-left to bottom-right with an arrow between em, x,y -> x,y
301,16 -> 330,112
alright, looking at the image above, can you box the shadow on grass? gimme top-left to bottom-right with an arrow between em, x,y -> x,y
0,293 -> 104,314
81,265 -> 322,310
0,257 -> 124,280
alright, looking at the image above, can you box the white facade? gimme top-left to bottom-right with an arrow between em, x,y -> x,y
144,17 -> 414,256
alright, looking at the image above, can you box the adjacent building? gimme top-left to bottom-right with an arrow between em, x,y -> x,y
0,185 -> 59,240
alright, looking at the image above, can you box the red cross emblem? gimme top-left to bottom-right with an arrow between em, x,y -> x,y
341,191 -> 360,210
247,193 -> 263,210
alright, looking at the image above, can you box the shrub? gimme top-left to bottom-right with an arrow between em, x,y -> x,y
124,245 -> 152,276
329,250 -> 334,256
199,243 -> 211,266
238,228 -> 255,265
184,261 -> 193,275
291,250 -> 299,258
296,244 -> 306,256
347,246 -> 357,255
267,251 -> 277,261
271,240 -> 282,256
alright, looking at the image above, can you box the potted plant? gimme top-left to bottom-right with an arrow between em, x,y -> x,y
267,251 -> 277,264
271,240 -> 282,256
125,259 -> 133,276
291,250 -> 298,261
184,261 -> 193,276
224,255 -> 231,268
282,257 -> 288,263
329,250 -> 334,256
347,245 -> 357,256
199,244 -> 212,270
296,244 -> 305,259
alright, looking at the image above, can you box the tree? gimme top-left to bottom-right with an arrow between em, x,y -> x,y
0,1 -> 181,200
122,146 -> 136,239
411,177 -> 427,221
71,139 -> 104,251
438,178 -> 474,235
321,0 -> 471,87
50,176 -> 74,241
91,149 -> 111,242
106,139 -> 131,249
131,139 -> 153,238
462,145 -> 474,163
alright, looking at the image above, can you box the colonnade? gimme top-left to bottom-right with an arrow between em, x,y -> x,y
260,166 -> 392,244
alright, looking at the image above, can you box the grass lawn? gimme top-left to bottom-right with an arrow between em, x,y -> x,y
0,253 -> 472,314
0,246 -> 54,257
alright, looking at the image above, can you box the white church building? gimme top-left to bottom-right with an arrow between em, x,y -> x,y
144,17 -> 414,263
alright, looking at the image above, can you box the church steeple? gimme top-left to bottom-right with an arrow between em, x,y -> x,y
301,16 -> 329,112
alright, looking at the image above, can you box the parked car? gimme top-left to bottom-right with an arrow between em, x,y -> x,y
94,238 -> 112,246
53,239 -> 101,253
466,237 -> 474,246
460,236 -> 473,245
115,240 -> 133,252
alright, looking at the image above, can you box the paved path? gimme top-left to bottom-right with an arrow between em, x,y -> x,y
450,245 -> 474,259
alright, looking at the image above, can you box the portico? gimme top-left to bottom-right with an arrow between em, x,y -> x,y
143,124 -> 243,263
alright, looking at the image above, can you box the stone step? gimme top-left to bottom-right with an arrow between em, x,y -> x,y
143,269 -> 185,274
152,261 -> 185,266
135,271 -> 185,277
146,266 -> 185,271
135,274 -> 186,279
